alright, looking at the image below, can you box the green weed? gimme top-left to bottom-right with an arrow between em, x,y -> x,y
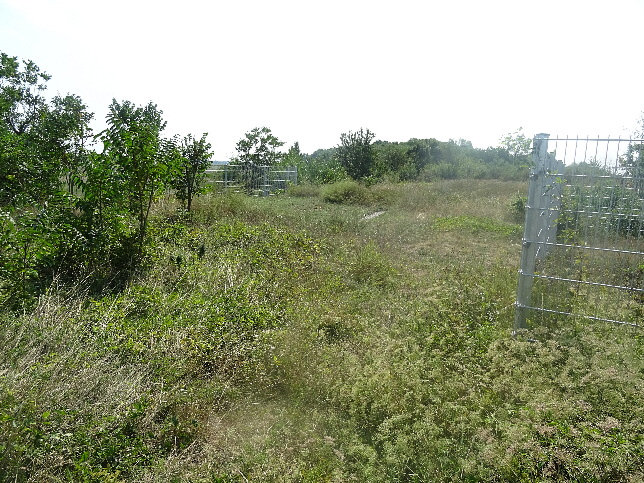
510,191 -> 527,222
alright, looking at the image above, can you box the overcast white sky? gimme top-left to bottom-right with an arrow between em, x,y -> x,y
1,0 -> 643,159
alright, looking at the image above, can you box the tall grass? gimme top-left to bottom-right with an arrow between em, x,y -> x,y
1,180 -> 642,481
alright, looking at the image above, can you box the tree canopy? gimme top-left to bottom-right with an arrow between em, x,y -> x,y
173,133 -> 213,211
337,128 -> 376,180
0,53 -> 93,205
234,126 -> 284,166
100,99 -> 180,251
0,52 -> 215,306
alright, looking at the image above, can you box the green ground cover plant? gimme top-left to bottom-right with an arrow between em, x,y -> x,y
1,180 -> 642,481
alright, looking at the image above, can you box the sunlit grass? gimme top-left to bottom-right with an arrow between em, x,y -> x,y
2,179 -> 642,481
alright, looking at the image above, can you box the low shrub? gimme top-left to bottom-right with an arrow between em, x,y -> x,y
321,180 -> 371,205
510,191 -> 528,222
347,242 -> 395,288
287,183 -> 320,198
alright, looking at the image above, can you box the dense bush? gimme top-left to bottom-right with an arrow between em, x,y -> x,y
321,180 -> 372,205
510,191 -> 528,222
0,53 -> 215,309
286,183 -> 320,198
297,147 -> 347,184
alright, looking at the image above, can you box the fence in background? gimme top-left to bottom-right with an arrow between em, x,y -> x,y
205,165 -> 298,196
515,134 -> 644,330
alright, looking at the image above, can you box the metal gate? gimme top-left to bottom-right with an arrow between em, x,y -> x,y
205,165 -> 298,196
515,134 -> 644,330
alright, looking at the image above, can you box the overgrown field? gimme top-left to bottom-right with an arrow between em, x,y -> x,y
1,180 -> 643,482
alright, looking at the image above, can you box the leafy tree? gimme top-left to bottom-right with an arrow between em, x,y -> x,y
499,127 -> 531,164
1,54 -> 94,206
1,52 -> 53,204
174,133 -> 213,211
234,127 -> 284,194
0,53 -> 97,306
406,138 -> 438,170
299,147 -> 346,184
0,127 -> 27,204
75,148 -> 132,267
40,94 -> 94,195
455,138 -> 473,149
100,99 -> 179,253
282,141 -> 304,166
337,128 -> 376,180
0,52 -> 50,135
235,126 -> 284,167
370,141 -> 406,180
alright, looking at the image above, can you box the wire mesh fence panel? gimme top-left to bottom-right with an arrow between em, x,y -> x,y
205,165 -> 297,196
515,135 -> 644,330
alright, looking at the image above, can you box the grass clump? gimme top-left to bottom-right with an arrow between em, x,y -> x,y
346,242 -> 396,288
321,180 -> 371,205
287,183 -> 320,198
321,180 -> 398,208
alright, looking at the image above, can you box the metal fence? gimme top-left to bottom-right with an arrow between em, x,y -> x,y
515,134 -> 644,330
204,165 -> 298,196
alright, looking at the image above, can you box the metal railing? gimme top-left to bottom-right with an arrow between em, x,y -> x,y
205,165 -> 298,196
515,134 -> 643,330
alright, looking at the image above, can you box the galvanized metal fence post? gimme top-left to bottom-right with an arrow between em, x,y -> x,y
515,133 -> 550,330
514,135 -> 643,329
536,151 -> 564,261
262,166 -> 269,197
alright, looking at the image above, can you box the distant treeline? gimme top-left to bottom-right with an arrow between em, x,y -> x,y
285,135 -> 532,184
